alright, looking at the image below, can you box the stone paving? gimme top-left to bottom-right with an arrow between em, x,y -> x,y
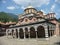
0,36 -> 60,45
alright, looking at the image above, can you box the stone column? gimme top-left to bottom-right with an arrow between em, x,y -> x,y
18,28 -> 20,39
53,30 -> 54,35
14,29 -> 16,38
28,27 -> 30,39
45,26 -> 49,38
35,26 -> 37,38
52,30 -> 54,36
45,26 -> 49,40
23,28 -> 25,39
6,29 -> 8,38
49,30 -> 51,37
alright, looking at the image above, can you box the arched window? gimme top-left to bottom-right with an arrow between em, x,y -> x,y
32,17 -> 37,22
29,16 -> 33,20
24,18 -> 29,22
20,19 -> 23,22
25,28 -> 28,31
25,19 -> 28,22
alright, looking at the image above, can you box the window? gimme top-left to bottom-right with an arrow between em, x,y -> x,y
29,9 -> 31,13
33,18 -> 36,21
34,19 -> 36,21
25,19 -> 28,22
20,19 -> 23,22
29,16 -> 33,20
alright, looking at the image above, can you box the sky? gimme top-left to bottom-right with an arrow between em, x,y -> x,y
0,0 -> 60,18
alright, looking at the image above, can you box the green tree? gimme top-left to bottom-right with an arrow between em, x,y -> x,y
0,12 -> 18,23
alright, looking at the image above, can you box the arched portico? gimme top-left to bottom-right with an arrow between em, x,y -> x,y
19,28 -> 24,39
11,29 -> 14,36
25,28 -> 29,38
37,26 -> 45,38
16,29 -> 18,38
6,24 -> 49,39
30,27 -> 36,38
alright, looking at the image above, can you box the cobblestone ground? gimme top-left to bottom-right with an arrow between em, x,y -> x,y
0,36 -> 60,45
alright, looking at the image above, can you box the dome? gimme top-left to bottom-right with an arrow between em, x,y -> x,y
24,5 -> 37,14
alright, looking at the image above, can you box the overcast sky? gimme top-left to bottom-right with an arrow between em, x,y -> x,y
0,0 -> 60,18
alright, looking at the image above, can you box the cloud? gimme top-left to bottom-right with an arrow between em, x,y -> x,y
7,6 -> 16,10
55,0 -> 57,2
2,0 -> 6,3
41,9 -> 46,15
41,9 -> 46,13
55,13 -> 60,18
55,0 -> 60,3
51,4 -> 56,11
13,0 -> 50,8
57,10 -> 60,13
0,0 -> 6,3
21,6 -> 26,9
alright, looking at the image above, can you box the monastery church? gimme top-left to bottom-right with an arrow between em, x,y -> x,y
6,6 -> 60,39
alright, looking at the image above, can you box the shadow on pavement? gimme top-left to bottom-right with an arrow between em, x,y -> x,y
54,42 -> 60,45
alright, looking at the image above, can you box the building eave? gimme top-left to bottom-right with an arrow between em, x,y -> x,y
7,20 -> 55,29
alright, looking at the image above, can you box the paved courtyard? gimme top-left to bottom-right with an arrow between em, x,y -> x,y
0,36 -> 60,45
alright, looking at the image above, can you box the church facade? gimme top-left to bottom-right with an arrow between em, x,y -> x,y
6,6 -> 60,39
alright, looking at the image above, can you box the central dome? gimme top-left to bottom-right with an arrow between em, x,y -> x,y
24,6 -> 37,14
